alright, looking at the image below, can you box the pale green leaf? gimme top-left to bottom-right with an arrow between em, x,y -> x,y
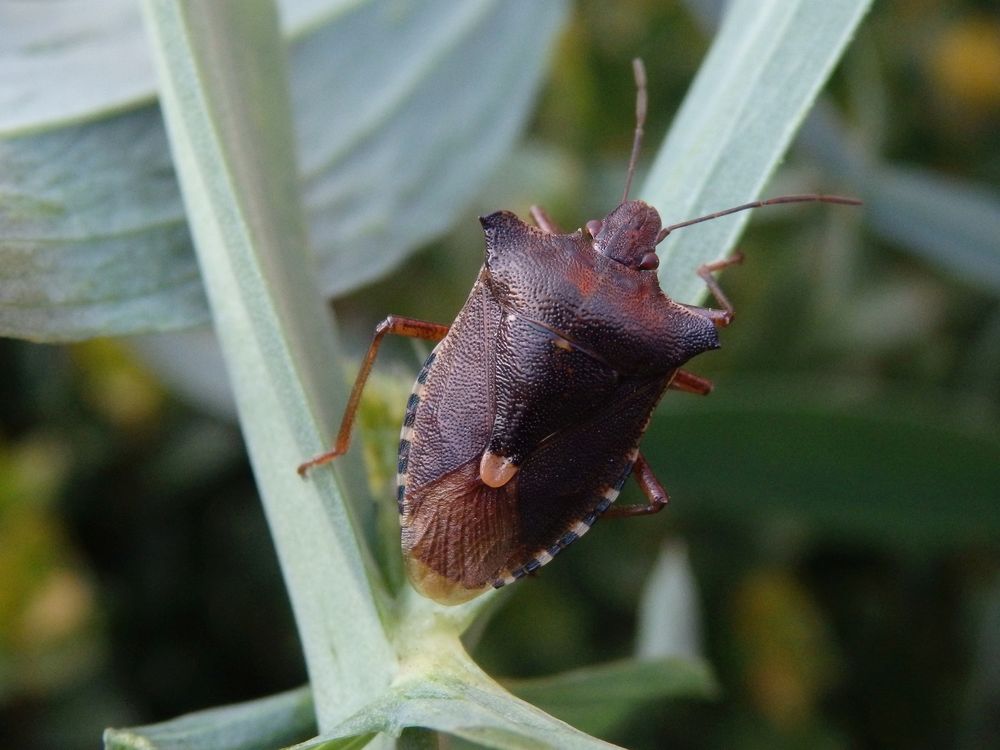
289,678 -> 623,750
635,542 -> 703,661
283,620 -> 620,749
799,101 -> 1000,293
103,686 -> 315,750
0,1 -> 154,133
503,657 -> 718,738
0,0 -> 567,341
295,1 -> 567,298
644,0 -> 873,305
866,165 -> 1000,292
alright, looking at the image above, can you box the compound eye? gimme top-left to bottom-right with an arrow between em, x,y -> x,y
638,252 -> 659,270
585,219 -> 602,238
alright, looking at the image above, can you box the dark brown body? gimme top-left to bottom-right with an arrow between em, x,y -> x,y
294,58 -> 858,605
398,208 -> 719,603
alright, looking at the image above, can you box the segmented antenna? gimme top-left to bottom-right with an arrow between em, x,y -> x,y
655,194 -> 863,244
622,58 -> 647,204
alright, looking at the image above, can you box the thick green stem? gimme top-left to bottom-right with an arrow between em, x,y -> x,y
140,0 -> 395,729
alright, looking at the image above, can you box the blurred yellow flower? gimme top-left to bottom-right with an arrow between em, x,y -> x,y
930,16 -> 1000,112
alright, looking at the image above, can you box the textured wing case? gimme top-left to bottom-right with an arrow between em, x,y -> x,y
397,275 -> 508,602
397,272 -> 670,602
398,212 -> 719,604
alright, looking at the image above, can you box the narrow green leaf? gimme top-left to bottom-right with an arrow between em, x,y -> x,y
103,686 -> 315,750
283,623 -> 621,750
296,0 -> 568,298
139,0 -> 394,730
646,379 -> 1000,553
644,0 -> 872,304
635,542 -> 703,661
0,0 -> 567,341
867,166 -> 1000,291
503,657 -> 718,738
290,679 -> 623,750
0,109 -> 205,340
0,0 -> 154,132
800,101 -> 1000,292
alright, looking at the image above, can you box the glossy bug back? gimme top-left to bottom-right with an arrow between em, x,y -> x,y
397,208 -> 721,604
296,59 -> 860,606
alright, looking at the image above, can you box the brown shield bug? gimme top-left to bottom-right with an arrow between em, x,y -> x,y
299,59 -> 860,605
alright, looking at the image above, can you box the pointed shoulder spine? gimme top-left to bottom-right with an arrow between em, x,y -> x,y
479,210 -> 535,260
479,210 -> 525,233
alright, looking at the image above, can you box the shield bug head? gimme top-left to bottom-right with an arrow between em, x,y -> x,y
299,58 -> 861,605
585,60 -> 663,273
590,200 -> 663,270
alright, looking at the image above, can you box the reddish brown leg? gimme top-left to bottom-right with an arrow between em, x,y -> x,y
680,304 -> 730,327
604,452 -> 670,518
669,369 -> 714,395
297,315 -> 449,477
530,205 -> 562,234
688,251 -> 745,327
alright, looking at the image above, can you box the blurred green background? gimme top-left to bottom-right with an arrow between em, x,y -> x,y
2,1 -> 999,748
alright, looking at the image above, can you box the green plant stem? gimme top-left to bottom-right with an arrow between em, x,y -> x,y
140,0 -> 395,730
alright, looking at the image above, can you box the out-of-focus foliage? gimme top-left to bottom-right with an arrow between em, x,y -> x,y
1,0 -> 998,749
0,0 -> 565,341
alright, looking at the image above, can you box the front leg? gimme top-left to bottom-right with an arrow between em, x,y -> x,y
683,252 -> 745,327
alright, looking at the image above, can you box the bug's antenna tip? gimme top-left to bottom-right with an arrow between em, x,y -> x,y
622,58 -> 648,204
